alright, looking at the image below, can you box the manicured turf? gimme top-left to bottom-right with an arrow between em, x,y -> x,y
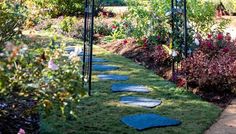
25,30 -> 221,134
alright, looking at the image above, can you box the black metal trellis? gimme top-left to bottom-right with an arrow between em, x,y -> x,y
82,0 -> 95,96
170,0 -> 188,81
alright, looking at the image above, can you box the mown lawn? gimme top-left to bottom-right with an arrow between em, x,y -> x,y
24,30 -> 221,134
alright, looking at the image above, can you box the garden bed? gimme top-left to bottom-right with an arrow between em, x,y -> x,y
99,39 -> 235,108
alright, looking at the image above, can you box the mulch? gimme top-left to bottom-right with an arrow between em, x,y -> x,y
98,39 -> 235,108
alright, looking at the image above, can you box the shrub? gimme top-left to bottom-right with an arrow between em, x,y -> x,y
151,45 -> 171,66
124,0 -> 229,46
0,39 -> 85,133
181,33 -> 236,93
94,21 -> 112,36
0,1 -> 26,50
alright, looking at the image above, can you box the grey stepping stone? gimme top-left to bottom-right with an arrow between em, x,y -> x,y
121,114 -> 181,131
97,74 -> 128,81
93,65 -> 119,71
120,96 -> 161,108
111,84 -> 150,93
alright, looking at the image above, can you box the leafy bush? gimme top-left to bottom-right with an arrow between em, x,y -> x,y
59,16 -> 78,33
124,0 -> 229,45
34,17 -> 83,39
27,0 -> 85,17
151,45 -> 171,66
181,33 -> 236,93
100,0 -> 126,6
0,38 -> 85,131
125,0 -> 170,41
94,21 -> 112,36
0,1 -> 26,50
24,0 -> 102,18
211,0 -> 236,13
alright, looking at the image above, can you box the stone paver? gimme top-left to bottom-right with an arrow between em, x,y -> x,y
120,96 -> 161,108
205,99 -> 236,134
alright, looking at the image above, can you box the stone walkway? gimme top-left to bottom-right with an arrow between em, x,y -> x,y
205,99 -> 236,134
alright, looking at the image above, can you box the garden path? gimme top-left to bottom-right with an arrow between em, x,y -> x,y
205,99 -> 236,134
90,53 -> 182,130
24,30 -> 222,133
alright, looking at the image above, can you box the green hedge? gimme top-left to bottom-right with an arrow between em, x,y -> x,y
100,0 -> 126,6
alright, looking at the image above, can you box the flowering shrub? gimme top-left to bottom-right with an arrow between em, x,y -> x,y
0,39 -> 85,132
181,33 -> 236,93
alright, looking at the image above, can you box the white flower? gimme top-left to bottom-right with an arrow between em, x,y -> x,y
187,22 -> 191,28
169,50 -> 172,55
14,27 -> 19,32
194,38 -> 200,46
165,11 -> 172,16
187,49 -> 192,54
69,51 -> 77,59
4,41 -> 15,51
48,59 -> 59,70
74,47 -> 83,55
27,83 -> 39,88
172,50 -> 178,57
19,46 -> 28,54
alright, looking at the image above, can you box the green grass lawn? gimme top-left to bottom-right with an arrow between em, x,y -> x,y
25,30 -> 221,134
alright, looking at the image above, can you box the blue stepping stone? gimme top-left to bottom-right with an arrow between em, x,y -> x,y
82,58 -> 109,63
93,65 -> 119,71
65,47 -> 75,52
78,52 -> 96,57
111,84 -> 150,93
97,74 -> 129,81
120,96 -> 161,108
121,114 -> 181,131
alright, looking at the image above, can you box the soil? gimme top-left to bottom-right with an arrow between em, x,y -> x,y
98,39 -> 235,108
0,98 -> 40,134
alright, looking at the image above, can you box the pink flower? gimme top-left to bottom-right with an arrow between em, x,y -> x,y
112,25 -> 117,30
223,47 -> 229,53
217,33 -> 224,40
143,37 -> 147,43
48,59 -> 59,70
157,35 -> 161,40
157,45 -> 162,49
123,39 -> 128,45
207,34 -> 212,39
18,128 -> 25,134
207,41 -> 213,49
102,11 -> 107,16
143,43 -> 148,48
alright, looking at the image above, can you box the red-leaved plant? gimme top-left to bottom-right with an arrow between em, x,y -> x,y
181,33 -> 236,93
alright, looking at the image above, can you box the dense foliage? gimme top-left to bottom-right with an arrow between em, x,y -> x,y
0,1 -> 26,50
100,0 -> 126,6
181,33 -> 236,93
25,0 -> 84,17
211,0 -> 236,13
124,0 -> 229,43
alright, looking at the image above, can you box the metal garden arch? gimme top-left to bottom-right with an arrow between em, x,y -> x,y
82,0 -> 188,96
